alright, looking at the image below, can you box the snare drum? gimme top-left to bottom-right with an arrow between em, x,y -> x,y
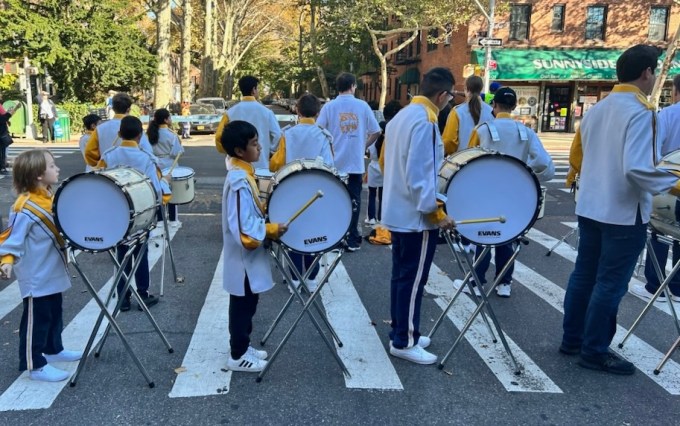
254,168 -> 274,206
650,193 -> 680,239
267,159 -> 353,253
437,148 -> 542,246
162,166 -> 195,205
54,167 -> 159,252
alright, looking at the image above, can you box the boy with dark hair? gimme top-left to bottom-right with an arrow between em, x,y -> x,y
221,120 -> 287,372
382,67 -> 456,365
562,44 -> 680,375
79,114 -> 102,172
214,75 -> 281,170
269,94 -> 333,293
97,116 -> 168,312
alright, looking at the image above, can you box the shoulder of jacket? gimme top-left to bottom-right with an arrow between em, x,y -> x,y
226,170 -> 249,189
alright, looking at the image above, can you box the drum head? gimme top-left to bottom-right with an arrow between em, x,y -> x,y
54,173 -> 132,251
162,166 -> 195,179
268,169 -> 352,253
444,154 -> 540,246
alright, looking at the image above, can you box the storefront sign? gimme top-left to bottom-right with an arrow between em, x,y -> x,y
473,49 -> 680,81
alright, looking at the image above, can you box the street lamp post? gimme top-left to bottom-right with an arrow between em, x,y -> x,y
483,0 -> 495,94
23,56 -> 37,140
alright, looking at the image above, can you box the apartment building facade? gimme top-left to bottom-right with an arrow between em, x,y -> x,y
361,1 -> 680,133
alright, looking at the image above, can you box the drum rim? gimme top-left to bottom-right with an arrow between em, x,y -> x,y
440,151 -> 543,246
54,169 -> 158,252
268,167 -> 355,254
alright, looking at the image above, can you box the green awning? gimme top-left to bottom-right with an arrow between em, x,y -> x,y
398,68 -> 420,84
472,49 -> 680,81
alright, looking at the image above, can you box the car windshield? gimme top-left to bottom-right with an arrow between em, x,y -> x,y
190,104 -> 217,115
198,99 -> 225,109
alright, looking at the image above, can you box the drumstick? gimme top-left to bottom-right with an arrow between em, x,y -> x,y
285,190 -> 324,227
166,152 -> 182,177
456,216 -> 506,225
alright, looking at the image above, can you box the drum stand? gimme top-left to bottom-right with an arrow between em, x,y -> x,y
256,243 -> 350,382
156,203 -> 185,296
545,226 -> 579,256
68,235 -> 173,388
428,231 -> 524,375
618,233 -> 680,374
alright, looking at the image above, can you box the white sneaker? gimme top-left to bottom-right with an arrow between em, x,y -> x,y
246,346 -> 268,360
364,218 -> 376,226
496,283 -> 511,298
389,344 -> 437,365
169,220 -> 182,228
306,279 -> 318,292
462,244 -> 476,254
390,336 -> 431,349
453,279 -> 481,297
29,364 -> 70,382
227,352 -> 267,372
288,280 -> 300,294
44,350 -> 82,363
630,283 -> 666,302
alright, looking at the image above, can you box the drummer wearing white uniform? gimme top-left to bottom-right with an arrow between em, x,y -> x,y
460,87 -> 555,298
633,73 -> 680,302
147,108 -> 184,226
441,75 -> 494,155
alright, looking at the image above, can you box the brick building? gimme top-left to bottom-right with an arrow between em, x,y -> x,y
361,1 -> 680,133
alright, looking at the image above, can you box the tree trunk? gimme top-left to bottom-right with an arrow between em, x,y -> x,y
310,2 -> 329,99
651,23 -> 680,107
180,0 -> 193,103
154,0 -> 172,108
200,0 -> 214,97
368,28 -> 419,110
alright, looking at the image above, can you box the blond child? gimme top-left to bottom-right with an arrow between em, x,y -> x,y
0,150 -> 82,382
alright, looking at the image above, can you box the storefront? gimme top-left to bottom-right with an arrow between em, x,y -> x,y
473,48 -> 680,133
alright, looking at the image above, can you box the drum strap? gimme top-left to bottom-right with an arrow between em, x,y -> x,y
486,122 -> 501,143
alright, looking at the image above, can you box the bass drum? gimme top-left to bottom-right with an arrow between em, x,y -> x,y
54,167 -> 159,252
650,193 -> 680,240
267,159 -> 353,254
437,148 -> 542,246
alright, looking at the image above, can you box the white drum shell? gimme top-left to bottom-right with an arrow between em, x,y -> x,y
268,160 -> 353,253
437,148 -> 541,246
163,166 -> 195,205
54,168 -> 158,251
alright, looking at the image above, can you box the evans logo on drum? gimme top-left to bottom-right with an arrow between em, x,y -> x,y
84,236 -> 105,242
304,236 -> 328,245
478,230 -> 501,237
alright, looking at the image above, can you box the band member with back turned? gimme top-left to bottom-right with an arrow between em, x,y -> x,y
457,87 -> 555,298
562,44 -> 680,375
221,120 -> 287,373
382,67 -> 456,365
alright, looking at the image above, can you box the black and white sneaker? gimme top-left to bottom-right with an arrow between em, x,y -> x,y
227,352 -> 267,372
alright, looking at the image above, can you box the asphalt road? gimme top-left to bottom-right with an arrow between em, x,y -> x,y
0,131 -> 678,425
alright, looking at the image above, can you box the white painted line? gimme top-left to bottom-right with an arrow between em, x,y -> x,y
527,228 -> 677,318
548,179 -> 566,184
511,258 -> 680,394
554,171 -> 567,176
321,261 -> 403,390
0,228 -> 179,411
425,264 -> 562,393
169,253 -> 232,398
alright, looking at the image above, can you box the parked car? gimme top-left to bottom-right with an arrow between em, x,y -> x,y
196,97 -> 227,115
189,104 -> 221,134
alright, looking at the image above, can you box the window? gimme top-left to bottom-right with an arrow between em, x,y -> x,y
585,6 -> 607,41
509,5 -> 531,41
427,28 -> 439,52
551,5 -> 565,32
649,7 -> 669,42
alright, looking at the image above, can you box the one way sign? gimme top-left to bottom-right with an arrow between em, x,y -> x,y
479,38 -> 503,47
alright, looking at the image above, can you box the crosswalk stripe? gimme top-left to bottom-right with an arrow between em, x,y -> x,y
510,258 -> 680,394
169,252 -> 231,398
425,264 -> 563,393
0,229 -> 179,411
321,260 -> 403,390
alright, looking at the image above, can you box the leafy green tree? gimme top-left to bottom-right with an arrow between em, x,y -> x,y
0,0 -> 157,102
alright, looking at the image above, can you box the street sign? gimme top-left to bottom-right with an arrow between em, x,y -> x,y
488,59 -> 497,70
479,38 -> 503,47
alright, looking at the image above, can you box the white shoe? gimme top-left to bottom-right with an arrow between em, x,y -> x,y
246,346 -> 268,360
288,280 -> 300,294
390,336 -> 431,349
227,352 -> 267,372
29,364 -> 70,382
496,283 -> 511,298
306,279 -> 318,292
389,344 -> 437,365
44,350 -> 82,363
169,220 -> 182,228
364,218 -> 376,226
630,283 -> 666,302
453,279 -> 481,297
462,244 -> 476,254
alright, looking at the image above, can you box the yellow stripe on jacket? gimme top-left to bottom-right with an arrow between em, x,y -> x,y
441,109 -> 460,155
